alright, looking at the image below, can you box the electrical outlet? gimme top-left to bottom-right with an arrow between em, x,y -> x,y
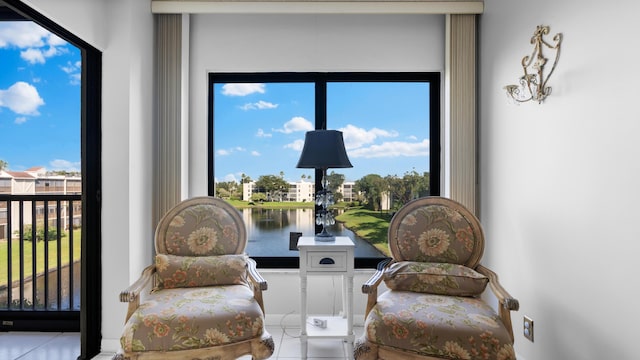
523,316 -> 534,342
312,318 -> 327,329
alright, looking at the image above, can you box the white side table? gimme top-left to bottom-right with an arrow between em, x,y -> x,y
298,236 -> 355,360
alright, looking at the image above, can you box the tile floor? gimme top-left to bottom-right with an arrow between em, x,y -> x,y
0,325 -> 364,359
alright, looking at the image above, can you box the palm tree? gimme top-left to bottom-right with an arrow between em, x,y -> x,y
0,159 -> 8,172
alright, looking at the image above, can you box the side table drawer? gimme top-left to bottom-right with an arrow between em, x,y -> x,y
306,251 -> 347,272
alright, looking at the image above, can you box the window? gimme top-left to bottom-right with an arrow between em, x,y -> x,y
209,73 -> 440,268
2,0 -> 102,350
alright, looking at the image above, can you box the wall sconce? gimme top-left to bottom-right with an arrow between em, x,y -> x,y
504,25 -> 563,104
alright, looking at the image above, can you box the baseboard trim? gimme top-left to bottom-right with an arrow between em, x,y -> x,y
101,339 -> 121,354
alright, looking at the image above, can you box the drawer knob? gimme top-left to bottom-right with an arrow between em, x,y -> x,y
319,257 -> 335,265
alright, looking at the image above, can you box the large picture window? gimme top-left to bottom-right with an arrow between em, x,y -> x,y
208,73 -> 440,268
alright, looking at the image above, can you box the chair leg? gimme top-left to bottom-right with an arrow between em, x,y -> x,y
251,331 -> 275,360
354,337 -> 378,360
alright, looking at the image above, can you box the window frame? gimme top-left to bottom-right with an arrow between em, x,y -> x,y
2,0 -> 102,355
208,72 -> 440,268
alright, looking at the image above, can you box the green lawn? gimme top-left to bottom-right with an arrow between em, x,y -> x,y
226,199 -> 314,209
0,229 -> 81,287
335,207 -> 393,256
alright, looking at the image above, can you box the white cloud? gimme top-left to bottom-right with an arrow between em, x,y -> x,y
14,117 -> 27,124
61,61 -> 81,85
20,48 -> 45,64
49,159 -> 80,172
256,128 -> 272,138
0,81 -> 45,115
251,151 -> 261,156
349,139 -> 429,159
0,22 -> 69,65
48,33 -> 67,47
217,147 -> 245,156
275,116 -> 313,134
222,173 -> 237,182
240,100 -> 278,110
285,139 -> 305,151
221,83 -> 265,96
334,124 -> 426,159
68,73 -> 81,85
0,22 -> 48,48
61,61 -> 79,74
339,124 -> 398,149
20,46 -> 67,64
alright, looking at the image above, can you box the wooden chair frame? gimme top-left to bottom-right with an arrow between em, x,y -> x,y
114,197 -> 274,360
356,197 -> 520,360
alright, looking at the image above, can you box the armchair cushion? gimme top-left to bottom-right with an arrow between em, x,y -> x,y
121,285 -> 265,353
155,254 -> 247,290
158,202 -> 245,256
383,261 -> 488,297
391,201 -> 483,266
364,291 -> 515,360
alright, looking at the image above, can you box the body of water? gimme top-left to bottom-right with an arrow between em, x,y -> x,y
242,208 -> 384,258
0,261 -> 80,311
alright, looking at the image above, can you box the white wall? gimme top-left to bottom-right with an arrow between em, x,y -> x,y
21,0 -> 156,352
101,0 -> 155,351
479,0 -> 640,359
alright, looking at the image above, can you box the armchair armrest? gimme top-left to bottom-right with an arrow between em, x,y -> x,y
476,264 -> 519,311
362,258 -> 391,294
246,257 -> 268,313
119,265 -> 156,322
119,265 -> 156,303
476,264 -> 519,341
247,257 -> 268,291
362,258 -> 392,316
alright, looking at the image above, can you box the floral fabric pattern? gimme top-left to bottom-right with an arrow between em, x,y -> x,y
363,291 -> 515,360
159,204 -> 242,256
154,254 -> 248,290
395,204 -> 479,264
383,261 -> 489,297
120,285 -> 265,353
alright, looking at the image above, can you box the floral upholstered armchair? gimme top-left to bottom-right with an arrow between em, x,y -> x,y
115,197 -> 274,360
355,197 -> 519,360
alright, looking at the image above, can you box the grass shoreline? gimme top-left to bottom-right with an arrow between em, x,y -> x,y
0,229 -> 81,287
228,199 -> 392,256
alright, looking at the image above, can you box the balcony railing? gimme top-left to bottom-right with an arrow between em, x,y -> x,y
0,194 -> 81,311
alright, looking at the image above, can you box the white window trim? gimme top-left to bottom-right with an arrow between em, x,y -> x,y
151,0 -> 484,15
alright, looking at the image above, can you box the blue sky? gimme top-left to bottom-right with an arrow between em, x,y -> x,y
0,21 -> 81,172
214,81 -> 431,183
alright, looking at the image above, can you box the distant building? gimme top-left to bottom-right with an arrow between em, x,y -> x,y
0,167 -> 82,240
242,180 -> 356,203
0,167 -> 81,195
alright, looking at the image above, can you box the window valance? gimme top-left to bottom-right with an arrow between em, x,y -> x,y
151,0 -> 484,14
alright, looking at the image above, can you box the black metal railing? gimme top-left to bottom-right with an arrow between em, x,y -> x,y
0,194 -> 81,313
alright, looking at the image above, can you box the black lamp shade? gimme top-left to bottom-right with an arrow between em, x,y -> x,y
296,130 -> 353,169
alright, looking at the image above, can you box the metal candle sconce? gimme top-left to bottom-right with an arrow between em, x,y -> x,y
504,25 -> 563,104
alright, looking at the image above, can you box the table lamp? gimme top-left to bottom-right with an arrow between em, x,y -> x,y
296,130 -> 353,241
